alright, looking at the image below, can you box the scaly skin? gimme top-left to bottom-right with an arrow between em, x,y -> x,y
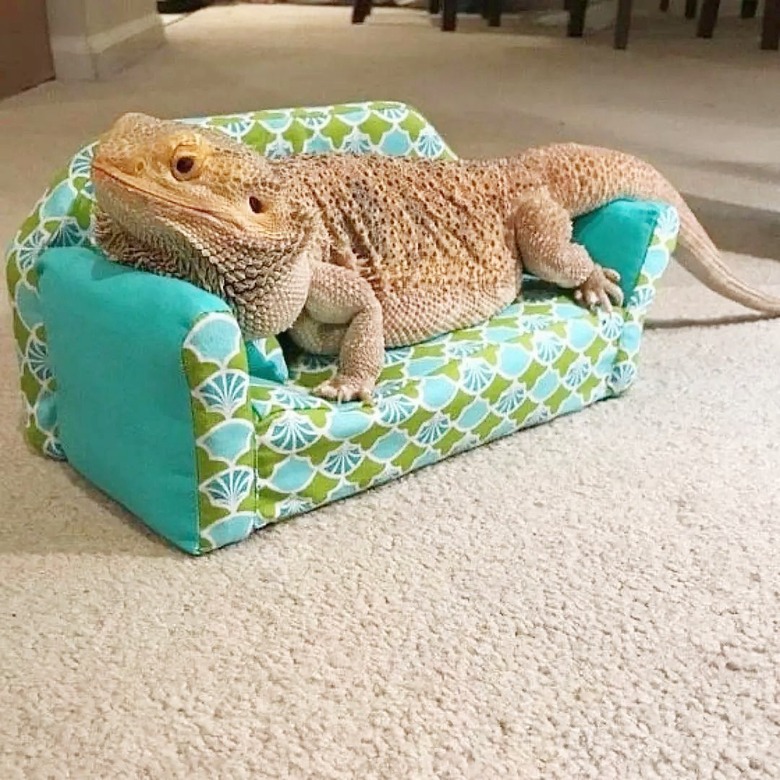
91,112 -> 780,402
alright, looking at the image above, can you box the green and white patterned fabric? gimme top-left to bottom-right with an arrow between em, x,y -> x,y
4,101 -> 678,554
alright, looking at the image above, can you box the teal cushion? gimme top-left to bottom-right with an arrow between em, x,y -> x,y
572,198 -> 663,301
37,247 -> 221,552
245,338 -> 288,384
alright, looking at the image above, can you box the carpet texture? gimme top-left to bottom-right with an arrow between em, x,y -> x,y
2,269 -> 779,778
2,5 -> 779,777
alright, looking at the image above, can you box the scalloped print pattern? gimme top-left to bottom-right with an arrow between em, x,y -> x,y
182,312 -> 259,552
247,215 -> 674,528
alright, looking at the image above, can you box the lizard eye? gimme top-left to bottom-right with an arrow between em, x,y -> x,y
176,156 -> 194,174
249,196 -> 263,214
172,153 -> 198,180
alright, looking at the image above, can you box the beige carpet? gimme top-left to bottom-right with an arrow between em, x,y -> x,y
2,5 -> 779,777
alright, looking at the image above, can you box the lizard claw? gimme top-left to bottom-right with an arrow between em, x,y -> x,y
574,266 -> 623,313
314,374 -> 376,404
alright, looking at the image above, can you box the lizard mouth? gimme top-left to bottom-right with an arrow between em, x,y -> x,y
92,161 -> 243,227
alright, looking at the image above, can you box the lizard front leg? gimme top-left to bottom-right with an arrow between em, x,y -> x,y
511,190 -> 623,311
290,262 -> 384,403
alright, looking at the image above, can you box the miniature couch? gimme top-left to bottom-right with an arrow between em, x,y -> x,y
5,101 -> 678,555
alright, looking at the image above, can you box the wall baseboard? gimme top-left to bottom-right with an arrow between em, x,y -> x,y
49,12 -> 165,80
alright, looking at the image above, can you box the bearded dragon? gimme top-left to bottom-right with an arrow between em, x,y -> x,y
90,112 -> 780,402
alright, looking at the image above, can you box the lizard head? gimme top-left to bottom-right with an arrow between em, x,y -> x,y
91,111 -> 318,337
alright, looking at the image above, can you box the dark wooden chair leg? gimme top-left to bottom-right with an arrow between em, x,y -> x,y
429,0 -> 440,14
741,0 -> 757,18
614,0 -> 633,48
659,0 -> 670,10
442,0 -> 457,30
567,0 -> 588,36
684,0 -> 697,18
762,0 -> 780,49
697,0 -> 720,36
487,0 -> 502,26
352,0 -> 372,23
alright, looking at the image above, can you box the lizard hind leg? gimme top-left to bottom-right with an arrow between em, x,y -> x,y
511,190 -> 623,311
289,311 -> 347,356
289,262 -> 385,404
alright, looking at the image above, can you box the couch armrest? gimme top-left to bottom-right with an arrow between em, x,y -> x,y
594,201 -> 678,394
572,198 -> 677,307
37,247 -> 261,554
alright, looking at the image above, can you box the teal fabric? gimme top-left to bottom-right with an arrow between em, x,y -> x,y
245,339 -> 288,383
572,199 -> 663,301
36,247 -> 234,554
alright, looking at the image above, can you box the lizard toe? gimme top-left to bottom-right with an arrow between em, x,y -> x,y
314,375 -> 376,404
574,265 -> 624,313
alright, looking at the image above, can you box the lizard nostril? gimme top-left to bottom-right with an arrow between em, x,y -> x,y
249,196 -> 263,214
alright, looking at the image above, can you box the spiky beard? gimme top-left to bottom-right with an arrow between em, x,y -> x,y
91,204 -> 316,339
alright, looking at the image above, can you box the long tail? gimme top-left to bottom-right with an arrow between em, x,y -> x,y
521,144 -> 780,319
661,192 -> 780,317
